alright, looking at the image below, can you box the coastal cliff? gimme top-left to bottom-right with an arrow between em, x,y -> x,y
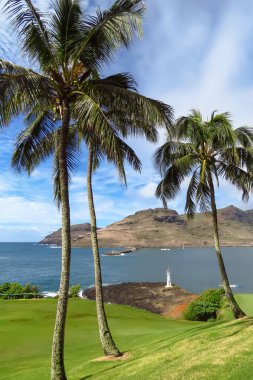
40,205 -> 253,247
41,223 -> 97,246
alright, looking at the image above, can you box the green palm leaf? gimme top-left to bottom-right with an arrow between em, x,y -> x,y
11,110 -> 56,174
155,109 -> 253,216
5,0 -> 56,69
71,0 -> 145,69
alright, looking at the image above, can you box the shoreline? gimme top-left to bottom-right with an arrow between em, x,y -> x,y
82,282 -> 198,318
38,243 -> 253,249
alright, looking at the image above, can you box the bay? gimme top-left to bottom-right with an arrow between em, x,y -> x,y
0,242 -> 253,294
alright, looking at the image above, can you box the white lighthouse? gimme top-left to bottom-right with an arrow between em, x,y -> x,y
166,267 -> 173,288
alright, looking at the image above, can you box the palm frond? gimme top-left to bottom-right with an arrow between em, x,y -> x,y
174,110 -> 205,146
219,146 -> 253,170
154,141 -> 196,174
83,83 -> 173,131
0,59 -> 53,126
84,72 -> 169,141
71,0 -> 145,69
5,0 -> 56,69
235,126 -> 253,148
208,111 -> 236,150
11,110 -> 56,174
216,161 -> 253,201
195,169 -> 211,213
92,133 -> 141,185
51,0 -> 82,66
90,72 -> 138,91
104,109 -> 158,142
155,154 -> 198,207
185,167 -> 200,219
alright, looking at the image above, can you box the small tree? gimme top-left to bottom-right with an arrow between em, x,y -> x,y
69,284 -> 81,298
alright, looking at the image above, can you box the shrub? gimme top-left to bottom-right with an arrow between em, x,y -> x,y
69,284 -> 81,298
184,289 -> 225,321
22,283 -> 39,299
0,282 -> 12,293
0,282 -> 39,299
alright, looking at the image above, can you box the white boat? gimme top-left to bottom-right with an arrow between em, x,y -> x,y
161,248 -> 170,251
219,284 -> 242,288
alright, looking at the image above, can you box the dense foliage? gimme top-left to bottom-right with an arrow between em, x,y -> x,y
69,284 -> 81,298
184,289 -> 225,321
0,282 -> 39,299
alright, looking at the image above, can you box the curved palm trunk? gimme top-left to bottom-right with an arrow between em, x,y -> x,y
51,100 -> 72,379
208,171 -> 245,319
87,146 -> 121,357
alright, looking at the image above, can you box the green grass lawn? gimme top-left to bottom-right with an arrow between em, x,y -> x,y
0,295 -> 253,379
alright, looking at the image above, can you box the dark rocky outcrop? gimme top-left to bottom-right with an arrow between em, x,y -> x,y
105,248 -> 137,256
82,282 -> 197,318
154,215 -> 186,225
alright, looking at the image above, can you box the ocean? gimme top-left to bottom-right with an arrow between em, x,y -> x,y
0,243 -> 253,294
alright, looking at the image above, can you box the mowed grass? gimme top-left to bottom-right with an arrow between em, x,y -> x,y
0,295 -> 253,379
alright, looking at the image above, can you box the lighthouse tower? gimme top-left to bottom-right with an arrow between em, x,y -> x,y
166,267 -> 173,288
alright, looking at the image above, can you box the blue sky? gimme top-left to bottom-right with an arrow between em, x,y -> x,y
1,0 -> 253,241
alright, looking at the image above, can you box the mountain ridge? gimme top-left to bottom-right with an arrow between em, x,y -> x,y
40,205 -> 253,247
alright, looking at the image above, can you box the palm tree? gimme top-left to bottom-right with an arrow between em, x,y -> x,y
79,74 -> 169,356
154,109 -> 253,319
85,139 -> 141,357
0,0 -> 171,377
12,71 -> 172,358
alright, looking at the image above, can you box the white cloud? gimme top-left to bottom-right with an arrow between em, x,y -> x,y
2,0 -> 253,240
138,182 -> 157,198
70,176 -> 86,191
0,196 -> 60,240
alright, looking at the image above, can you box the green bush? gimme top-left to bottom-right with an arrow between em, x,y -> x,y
0,282 -> 40,299
0,283 -> 12,293
69,284 -> 81,298
184,289 -> 225,321
22,283 -> 40,299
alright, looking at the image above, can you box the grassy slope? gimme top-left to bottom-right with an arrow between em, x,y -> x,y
1,296 -> 253,379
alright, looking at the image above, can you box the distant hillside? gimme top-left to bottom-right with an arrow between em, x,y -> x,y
39,205 -> 253,247
40,223 -> 97,246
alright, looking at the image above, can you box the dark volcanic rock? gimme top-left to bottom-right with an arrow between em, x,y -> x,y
154,215 -> 186,225
105,248 -> 137,256
82,282 -> 197,317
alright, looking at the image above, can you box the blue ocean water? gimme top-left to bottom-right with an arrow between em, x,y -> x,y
0,243 -> 253,294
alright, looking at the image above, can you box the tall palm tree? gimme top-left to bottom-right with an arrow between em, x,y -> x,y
12,72 -> 172,358
79,75 -> 168,356
154,109 -> 253,319
85,138 -> 141,357
1,0 -> 171,377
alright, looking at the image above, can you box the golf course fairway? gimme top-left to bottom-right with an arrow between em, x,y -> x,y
1,295 -> 253,379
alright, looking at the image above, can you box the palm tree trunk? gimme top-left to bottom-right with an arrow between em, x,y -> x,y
207,171 -> 245,319
87,145 -> 121,357
51,99 -> 72,379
